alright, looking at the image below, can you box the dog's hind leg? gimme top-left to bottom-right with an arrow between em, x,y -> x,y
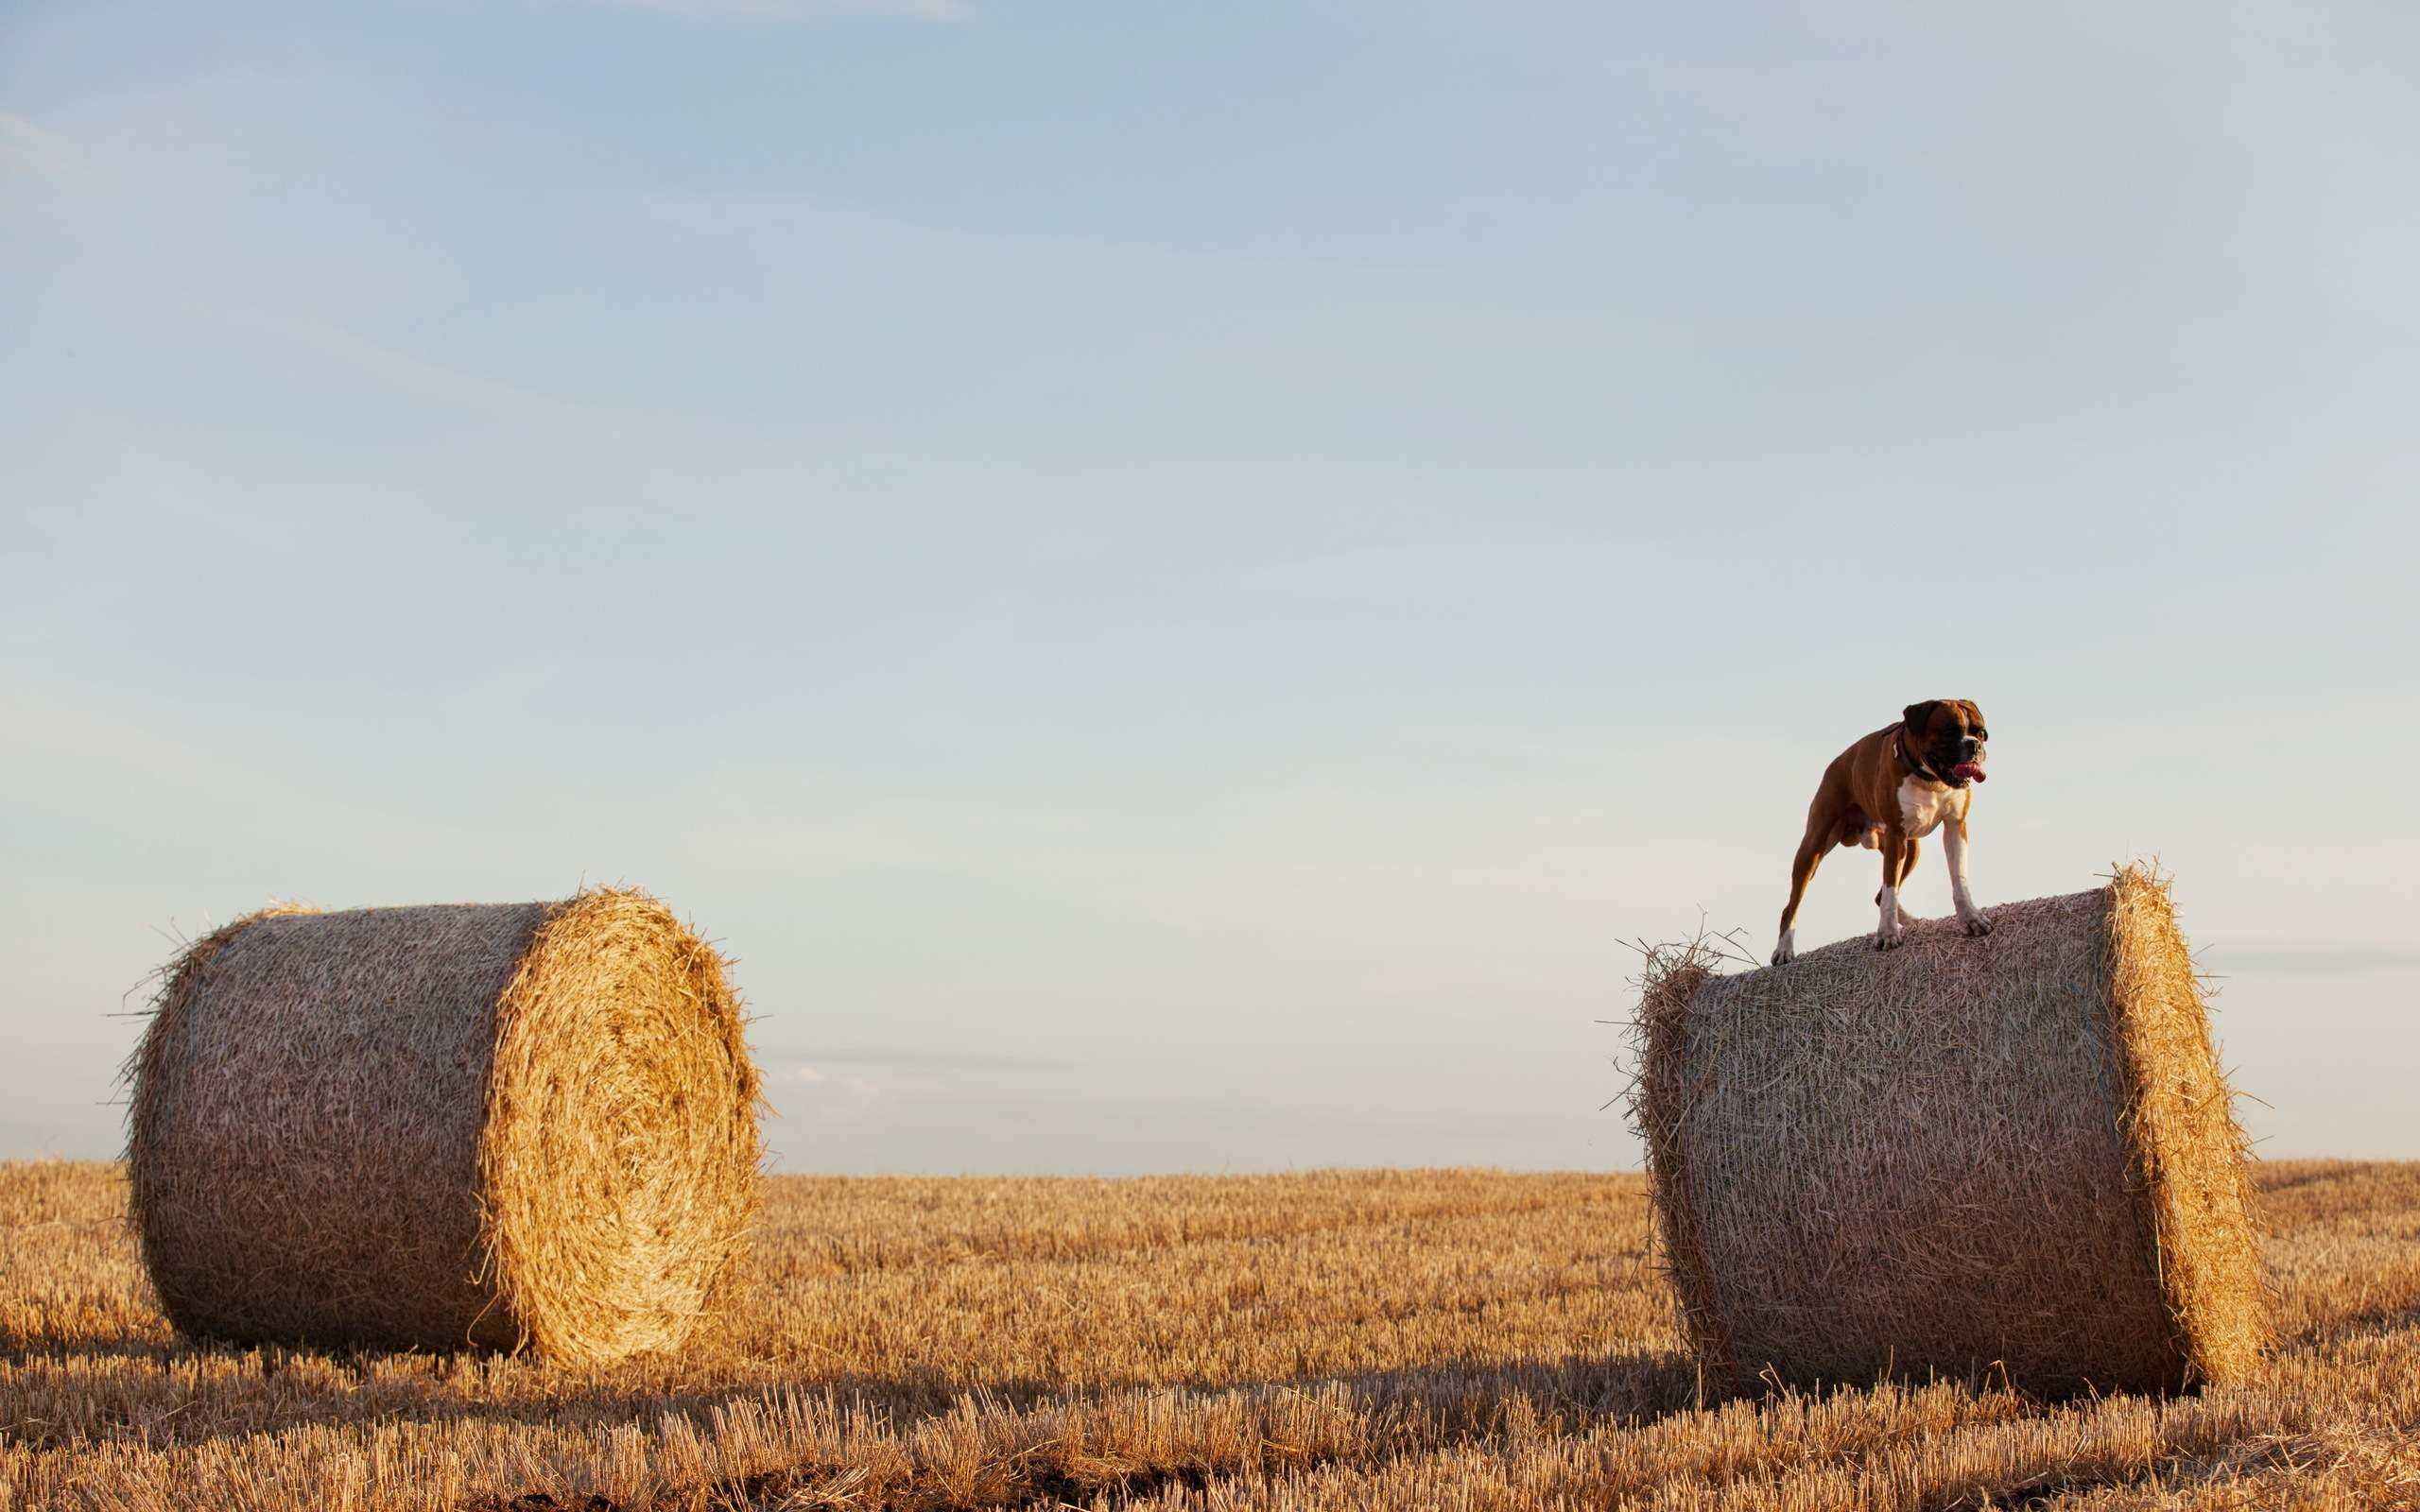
1773,818 -> 1831,966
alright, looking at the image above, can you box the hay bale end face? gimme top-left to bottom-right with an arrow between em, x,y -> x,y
1631,866 -> 2265,1396
128,889 -> 762,1365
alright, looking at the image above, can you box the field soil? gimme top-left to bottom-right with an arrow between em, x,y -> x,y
4,1160 -> 2416,1510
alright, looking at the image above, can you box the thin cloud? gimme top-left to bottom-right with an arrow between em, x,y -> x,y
227,312 -> 595,427
764,1046 -> 1077,1074
1,112 -> 85,186
2204,945 -> 2420,978
593,0 -> 970,20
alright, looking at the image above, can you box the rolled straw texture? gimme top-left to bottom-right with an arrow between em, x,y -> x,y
127,889 -> 761,1365
1632,865 -> 2264,1396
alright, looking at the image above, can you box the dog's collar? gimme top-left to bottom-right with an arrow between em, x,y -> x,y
1896,725 -> 1945,784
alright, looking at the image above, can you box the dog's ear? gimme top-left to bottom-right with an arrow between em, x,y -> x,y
1902,699 -> 1941,732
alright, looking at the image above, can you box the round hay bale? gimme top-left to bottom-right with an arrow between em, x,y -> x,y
127,889 -> 761,1364
1630,865 -> 2265,1396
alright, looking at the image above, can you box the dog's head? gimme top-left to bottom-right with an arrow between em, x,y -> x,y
1903,699 -> 1989,787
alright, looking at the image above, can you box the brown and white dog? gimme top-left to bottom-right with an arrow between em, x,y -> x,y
1771,699 -> 1992,966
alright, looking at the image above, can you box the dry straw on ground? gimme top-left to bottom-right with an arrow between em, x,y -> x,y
1630,864 -> 2266,1397
125,888 -> 762,1366
9,1160 -> 2417,1511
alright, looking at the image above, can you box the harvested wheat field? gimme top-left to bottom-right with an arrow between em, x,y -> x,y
5,1160 -> 2418,1511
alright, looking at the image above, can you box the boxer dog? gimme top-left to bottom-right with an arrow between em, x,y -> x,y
1771,699 -> 1992,966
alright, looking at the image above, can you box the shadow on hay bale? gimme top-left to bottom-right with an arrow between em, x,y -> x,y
1627,864 -> 2266,1398
126,889 -> 762,1366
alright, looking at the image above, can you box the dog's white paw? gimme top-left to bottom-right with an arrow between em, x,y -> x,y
1873,931 -> 1903,951
1962,912 -> 1994,937
1771,932 -> 1796,967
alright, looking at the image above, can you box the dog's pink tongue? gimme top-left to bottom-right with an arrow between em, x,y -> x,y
1952,762 -> 1987,782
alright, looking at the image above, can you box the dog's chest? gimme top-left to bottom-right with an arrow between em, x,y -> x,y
1896,776 -> 1966,838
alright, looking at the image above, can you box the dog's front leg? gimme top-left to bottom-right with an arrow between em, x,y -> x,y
1943,814 -> 1992,936
1874,833 -> 1909,950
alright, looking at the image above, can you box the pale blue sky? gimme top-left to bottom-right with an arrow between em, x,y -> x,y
5,0 -> 2415,1173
